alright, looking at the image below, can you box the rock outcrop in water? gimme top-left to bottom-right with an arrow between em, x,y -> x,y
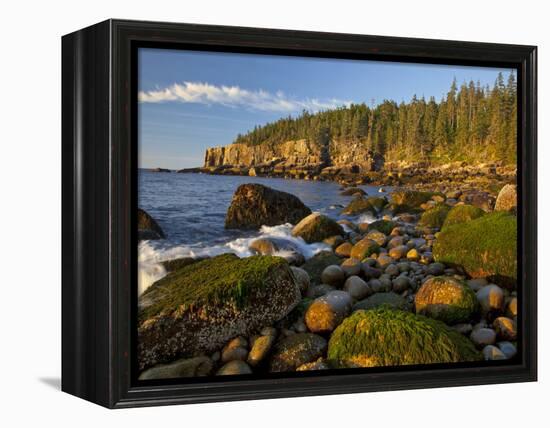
225,183 -> 312,230
138,208 -> 165,240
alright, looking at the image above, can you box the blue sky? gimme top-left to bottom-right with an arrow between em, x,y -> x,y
138,48 -> 513,169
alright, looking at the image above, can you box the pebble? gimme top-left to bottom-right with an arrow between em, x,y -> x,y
341,258 -> 362,277
385,264 -> 399,277
497,341 -> 517,359
466,278 -> 488,292
406,248 -> 420,261
506,297 -> 518,318
476,284 -> 504,315
426,262 -> 445,276
389,245 -> 408,260
343,275 -> 372,300
493,316 -> 517,340
321,265 -> 346,287
482,345 -> 507,361
247,335 -> 276,366
335,242 -> 353,257
216,360 -> 253,375
470,328 -> 497,348
376,254 -> 394,268
392,275 -> 411,293
452,323 -> 473,335
221,346 -> 248,363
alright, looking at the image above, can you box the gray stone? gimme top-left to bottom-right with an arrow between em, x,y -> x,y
482,345 -> 507,361
476,284 -> 505,315
343,275 -> 372,300
305,290 -> 352,333
497,341 -> 517,359
340,258 -> 362,277
216,360 -> 253,375
470,328 -> 497,348
321,265 -> 346,287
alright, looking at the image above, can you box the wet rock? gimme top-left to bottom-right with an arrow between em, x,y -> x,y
138,208 -> 166,239
494,184 -> 517,213
305,291 -> 353,333
350,238 -> 380,260
426,262 -> 445,276
321,265 -> 346,287
392,275 -> 411,293
292,213 -> 344,244
497,341 -> 517,359
493,317 -> 517,340
388,245 -> 408,260
482,345 -> 507,360
247,335 -> 276,367
335,242 -> 353,257
290,266 -> 310,295
225,183 -> 311,229
470,328 -> 497,348
352,292 -> 408,311
476,284 -> 505,316
216,360 -> 253,375
506,297 -> 518,318
269,333 -> 327,372
301,251 -> 342,284
138,356 -> 213,380
343,276 -> 372,300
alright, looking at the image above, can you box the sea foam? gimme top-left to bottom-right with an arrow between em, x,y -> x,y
137,223 -> 330,296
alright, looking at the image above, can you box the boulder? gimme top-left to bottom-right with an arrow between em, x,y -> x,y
433,212 -> 517,288
291,213 -> 344,244
225,183 -> 311,229
418,204 -> 451,229
443,204 -> 485,228
415,276 -> 478,324
137,254 -> 301,370
366,230 -> 387,246
367,220 -> 396,235
304,291 -> 353,334
138,208 -> 165,239
327,308 -> 481,367
268,333 -> 327,372
138,356 -> 213,380
249,237 -> 304,265
494,184 -> 517,212
341,196 -> 386,216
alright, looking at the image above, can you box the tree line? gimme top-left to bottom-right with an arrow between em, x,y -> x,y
233,72 -> 517,165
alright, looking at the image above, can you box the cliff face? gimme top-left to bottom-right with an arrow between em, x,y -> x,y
204,139 -> 384,172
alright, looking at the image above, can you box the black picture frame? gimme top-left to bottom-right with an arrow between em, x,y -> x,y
61,19 -> 537,409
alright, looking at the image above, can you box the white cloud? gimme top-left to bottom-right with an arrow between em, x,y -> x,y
138,81 -> 351,112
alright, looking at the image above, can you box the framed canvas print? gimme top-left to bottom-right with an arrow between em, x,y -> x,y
61,19 -> 537,408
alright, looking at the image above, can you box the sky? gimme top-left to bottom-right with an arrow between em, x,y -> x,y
138,48 -> 513,169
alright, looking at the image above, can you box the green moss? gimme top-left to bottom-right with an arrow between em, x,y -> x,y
418,204 -> 451,229
433,212 -> 517,288
391,190 -> 440,208
367,220 -> 396,235
415,276 -> 478,324
140,253 -> 289,321
341,197 -> 377,216
366,196 -> 388,211
301,251 -> 342,284
161,257 -> 206,273
327,308 -> 481,367
350,238 -> 380,260
353,292 -> 409,311
443,204 -> 485,228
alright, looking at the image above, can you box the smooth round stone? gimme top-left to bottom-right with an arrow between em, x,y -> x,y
387,236 -> 406,248
321,265 -> 346,287
362,258 -> 377,267
366,230 -> 387,246
476,284 -> 504,315
385,264 -> 399,277
493,316 -> 517,340
324,235 -> 344,249
389,245 -> 408,260
341,258 -> 362,277
426,262 -> 445,276
225,336 -> 248,350
247,335 -> 276,367
221,346 -> 248,363
452,323 -> 473,335
470,328 -> 497,348
362,265 -> 382,279
482,345 -> 507,361
506,297 -> 518,318
343,275 -> 372,300
290,266 -> 310,294
216,360 -> 253,375
335,242 -> 353,257
296,359 -> 330,371
467,278 -> 488,292
497,341 -> 518,359
305,290 -> 353,333
377,254 -> 394,268
406,248 -> 420,261
368,278 -> 385,293
392,275 -> 411,293
409,238 -> 427,248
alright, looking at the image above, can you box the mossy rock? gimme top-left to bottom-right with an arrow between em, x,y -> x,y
433,212 -> 517,288
269,333 -> 328,372
391,190 -> 440,208
443,204 -> 485,228
300,251 -> 342,285
367,219 -> 396,235
352,292 -> 409,311
340,187 -> 366,196
341,197 -> 377,216
292,213 -> 344,244
350,238 -> 380,260
138,208 -> 165,239
138,254 -> 301,370
418,204 -> 451,229
415,276 -> 478,324
161,257 -> 206,273
327,308 -> 481,367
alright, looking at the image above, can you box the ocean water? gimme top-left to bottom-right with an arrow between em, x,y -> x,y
138,170 -> 387,295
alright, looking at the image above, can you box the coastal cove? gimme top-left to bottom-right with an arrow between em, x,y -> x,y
138,170 -> 384,294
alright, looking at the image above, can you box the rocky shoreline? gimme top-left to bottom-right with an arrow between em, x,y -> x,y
137,180 -> 518,380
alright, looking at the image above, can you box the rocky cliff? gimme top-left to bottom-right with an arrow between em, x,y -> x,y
203,139 -> 384,173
